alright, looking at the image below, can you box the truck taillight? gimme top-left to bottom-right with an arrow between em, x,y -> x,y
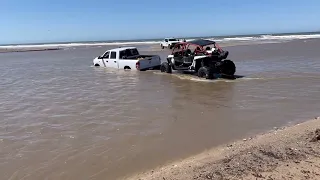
136,61 -> 140,70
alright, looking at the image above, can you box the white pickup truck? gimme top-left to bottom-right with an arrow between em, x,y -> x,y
160,38 -> 181,49
93,47 -> 161,71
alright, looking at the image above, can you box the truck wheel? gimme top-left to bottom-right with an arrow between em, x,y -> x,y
221,60 -> 236,76
160,62 -> 172,73
169,45 -> 173,49
161,44 -> 164,49
198,66 -> 214,79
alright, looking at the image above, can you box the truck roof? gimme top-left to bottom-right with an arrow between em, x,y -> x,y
108,46 -> 137,52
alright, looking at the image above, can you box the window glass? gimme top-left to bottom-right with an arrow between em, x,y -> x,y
130,49 -> 139,56
119,50 -> 126,59
102,51 -> 109,58
110,51 -> 116,59
125,49 -> 132,57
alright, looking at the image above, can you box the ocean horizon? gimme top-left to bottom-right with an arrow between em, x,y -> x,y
1,31 -> 320,48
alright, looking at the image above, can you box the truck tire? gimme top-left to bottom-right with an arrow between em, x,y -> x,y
198,66 -> 214,79
221,60 -> 236,76
161,44 -> 164,49
160,62 -> 172,73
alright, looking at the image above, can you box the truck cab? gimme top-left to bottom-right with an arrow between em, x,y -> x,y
93,47 -> 161,71
160,38 -> 180,49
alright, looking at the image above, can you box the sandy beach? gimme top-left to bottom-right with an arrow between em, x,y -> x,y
126,116 -> 320,180
0,47 -> 62,53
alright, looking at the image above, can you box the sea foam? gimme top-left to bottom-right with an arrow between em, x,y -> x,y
1,33 -> 320,49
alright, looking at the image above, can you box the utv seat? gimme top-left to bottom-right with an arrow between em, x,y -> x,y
182,56 -> 194,64
184,49 -> 192,56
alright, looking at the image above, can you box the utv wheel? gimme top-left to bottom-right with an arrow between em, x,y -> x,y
198,66 -> 214,79
160,62 -> 172,73
221,60 -> 236,76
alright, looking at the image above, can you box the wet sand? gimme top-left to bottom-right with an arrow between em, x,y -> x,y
126,116 -> 320,180
0,39 -> 320,180
0,47 -> 62,53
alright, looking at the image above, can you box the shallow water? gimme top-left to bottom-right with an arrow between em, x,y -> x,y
0,40 -> 319,180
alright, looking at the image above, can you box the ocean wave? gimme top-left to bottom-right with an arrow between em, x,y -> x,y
1,33 -> 320,49
193,33 -> 320,42
259,34 -> 320,40
0,41 -> 160,49
208,34 -> 320,42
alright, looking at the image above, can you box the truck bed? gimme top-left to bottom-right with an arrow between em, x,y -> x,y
126,55 -> 155,60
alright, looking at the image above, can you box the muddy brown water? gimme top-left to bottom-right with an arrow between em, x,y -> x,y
0,39 -> 319,180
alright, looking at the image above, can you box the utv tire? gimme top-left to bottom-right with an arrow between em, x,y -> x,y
221,60 -> 236,76
160,62 -> 172,73
198,66 -> 214,79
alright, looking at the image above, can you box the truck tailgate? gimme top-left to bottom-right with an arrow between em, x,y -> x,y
138,56 -> 161,70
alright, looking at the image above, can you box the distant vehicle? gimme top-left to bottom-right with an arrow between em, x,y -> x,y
160,38 -> 181,49
160,39 -> 236,79
93,47 -> 161,71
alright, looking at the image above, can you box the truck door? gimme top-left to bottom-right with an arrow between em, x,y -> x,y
101,51 -> 110,67
109,51 -> 119,69
164,39 -> 168,47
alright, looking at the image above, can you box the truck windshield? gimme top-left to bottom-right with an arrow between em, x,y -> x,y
169,39 -> 178,41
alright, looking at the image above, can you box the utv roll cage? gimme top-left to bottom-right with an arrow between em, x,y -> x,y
171,39 -> 223,55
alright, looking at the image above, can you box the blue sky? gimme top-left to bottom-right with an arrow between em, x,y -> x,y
1,0 -> 320,44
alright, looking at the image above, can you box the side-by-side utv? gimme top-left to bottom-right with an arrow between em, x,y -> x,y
160,39 -> 236,79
